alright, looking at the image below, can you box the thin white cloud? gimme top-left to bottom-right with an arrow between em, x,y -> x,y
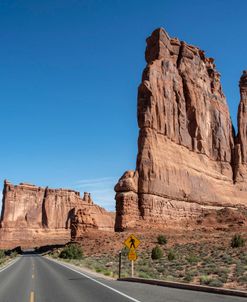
74,177 -> 116,185
72,176 -> 118,211
90,190 -> 116,211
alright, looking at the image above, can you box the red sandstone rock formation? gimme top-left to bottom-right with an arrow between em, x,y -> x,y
115,28 -> 247,231
71,206 -> 115,240
235,71 -> 247,186
0,180 -> 114,248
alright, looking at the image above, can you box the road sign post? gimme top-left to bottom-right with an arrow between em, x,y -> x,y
118,250 -> 122,279
124,234 -> 140,278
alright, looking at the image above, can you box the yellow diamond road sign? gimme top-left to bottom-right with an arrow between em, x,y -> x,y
124,234 -> 140,250
128,250 -> 137,261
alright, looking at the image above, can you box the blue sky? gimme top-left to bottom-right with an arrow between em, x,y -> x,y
0,0 -> 246,211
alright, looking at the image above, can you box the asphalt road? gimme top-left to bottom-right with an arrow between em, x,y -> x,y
0,254 -> 246,302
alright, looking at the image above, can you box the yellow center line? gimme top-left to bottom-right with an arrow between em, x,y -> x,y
30,291 -> 35,302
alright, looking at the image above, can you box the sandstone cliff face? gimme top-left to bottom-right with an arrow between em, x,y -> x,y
0,181 -> 114,248
235,71 -> 247,186
115,28 -> 247,231
71,205 -> 115,240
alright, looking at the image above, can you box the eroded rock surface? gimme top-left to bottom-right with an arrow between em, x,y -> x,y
0,181 -> 114,248
115,28 -> 247,231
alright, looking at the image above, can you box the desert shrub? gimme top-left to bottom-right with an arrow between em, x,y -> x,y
0,250 -> 5,259
59,244 -> 83,260
157,266 -> 165,273
138,258 -> 148,266
139,265 -> 151,273
238,275 -> 247,284
151,246 -> 163,260
200,274 -> 224,287
208,278 -> 223,287
157,235 -> 167,245
221,253 -> 233,264
51,250 -> 60,259
103,270 -> 111,276
183,272 -> 193,282
235,262 -> 245,277
240,252 -> 247,264
121,246 -> 129,256
231,234 -> 245,248
183,269 -> 198,282
200,275 -> 211,285
138,271 -> 151,279
167,249 -> 176,261
10,251 -> 18,258
186,254 -> 199,264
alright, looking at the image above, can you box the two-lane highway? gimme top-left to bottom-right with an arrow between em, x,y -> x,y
0,254 -> 246,302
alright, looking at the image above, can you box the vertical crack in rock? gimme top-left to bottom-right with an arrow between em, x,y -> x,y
0,180 -> 7,227
42,187 -> 48,228
234,70 -> 247,185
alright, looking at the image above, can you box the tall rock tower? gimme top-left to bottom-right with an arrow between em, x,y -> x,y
235,71 -> 247,186
115,28 -> 247,231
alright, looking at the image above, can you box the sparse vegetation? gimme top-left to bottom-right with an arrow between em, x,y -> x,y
10,251 -> 18,258
157,234 -> 167,245
200,275 -> 211,285
200,275 -> 223,287
151,246 -> 163,260
167,249 -> 176,261
47,229 -> 247,291
121,246 -> 129,256
231,234 -> 245,248
186,253 -> 199,264
183,272 -> 193,282
0,249 -> 18,267
0,250 -> 5,259
59,244 -> 83,260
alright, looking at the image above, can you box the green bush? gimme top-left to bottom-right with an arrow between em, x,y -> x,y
0,250 -> 5,259
59,244 -> 83,260
208,278 -> 223,287
186,254 -> 199,264
167,249 -> 176,261
157,235 -> 167,245
138,271 -> 151,279
10,251 -> 18,258
121,246 -> 129,257
238,275 -> 247,284
151,246 -> 163,260
199,275 -> 223,287
200,275 -> 211,285
183,272 -> 193,282
231,234 -> 245,248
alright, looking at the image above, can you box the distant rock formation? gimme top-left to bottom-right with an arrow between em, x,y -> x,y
115,28 -> 247,231
0,180 -> 114,248
71,205 -> 115,240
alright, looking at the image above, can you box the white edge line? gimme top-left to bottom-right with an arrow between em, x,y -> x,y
46,257 -> 142,302
0,257 -> 20,273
